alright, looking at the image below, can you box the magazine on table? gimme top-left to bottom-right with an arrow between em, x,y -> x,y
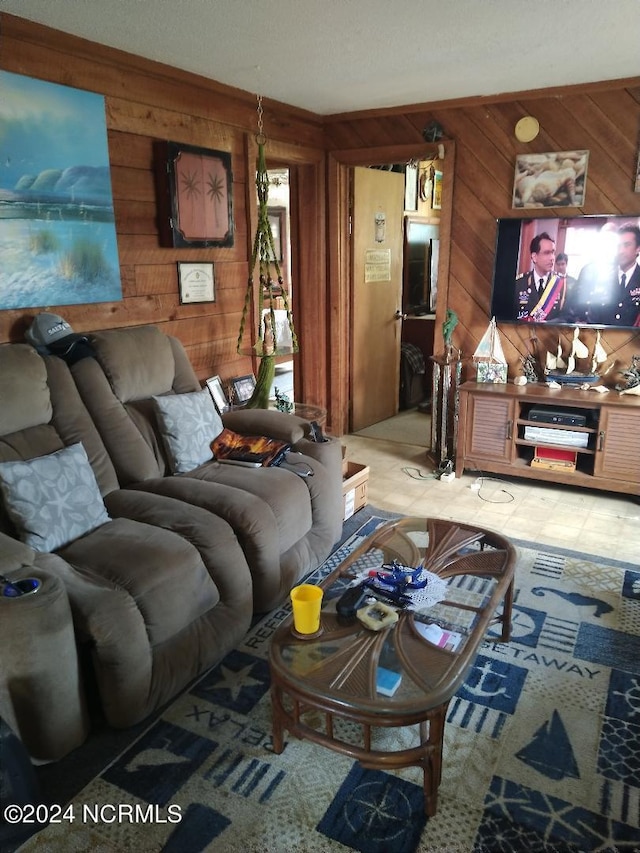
413,620 -> 463,652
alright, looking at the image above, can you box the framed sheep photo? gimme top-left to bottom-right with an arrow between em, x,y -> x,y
512,150 -> 589,209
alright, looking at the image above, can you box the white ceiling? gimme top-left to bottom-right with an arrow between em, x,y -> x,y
4,0 -> 640,115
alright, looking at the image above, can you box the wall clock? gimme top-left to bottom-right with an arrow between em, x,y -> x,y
515,116 -> 540,143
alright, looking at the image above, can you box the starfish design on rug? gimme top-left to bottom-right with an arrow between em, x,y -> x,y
205,664 -> 262,701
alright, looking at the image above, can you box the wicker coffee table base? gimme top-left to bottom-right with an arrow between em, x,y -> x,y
270,681 -> 449,816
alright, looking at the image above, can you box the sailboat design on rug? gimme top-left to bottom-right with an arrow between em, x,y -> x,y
545,327 -> 608,386
516,709 -> 580,781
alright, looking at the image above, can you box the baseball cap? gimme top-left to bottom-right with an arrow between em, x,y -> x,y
25,312 -> 88,355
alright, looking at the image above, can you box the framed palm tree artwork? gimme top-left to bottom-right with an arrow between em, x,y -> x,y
155,141 -> 234,247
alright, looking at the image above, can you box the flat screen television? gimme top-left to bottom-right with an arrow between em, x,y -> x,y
490,214 -> 640,329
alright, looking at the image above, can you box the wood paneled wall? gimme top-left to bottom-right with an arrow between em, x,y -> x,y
0,14 -> 324,397
325,80 -> 640,387
3,12 -> 640,434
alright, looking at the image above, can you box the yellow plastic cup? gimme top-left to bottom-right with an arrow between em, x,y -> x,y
290,584 -> 323,634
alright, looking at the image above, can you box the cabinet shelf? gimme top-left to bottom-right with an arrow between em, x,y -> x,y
456,382 -> 640,497
514,438 -> 595,455
517,418 -> 596,434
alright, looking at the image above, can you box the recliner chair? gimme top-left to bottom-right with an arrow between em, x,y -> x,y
70,325 -> 344,611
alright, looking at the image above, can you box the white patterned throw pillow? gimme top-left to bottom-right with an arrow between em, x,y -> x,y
153,389 -> 224,474
0,442 -> 111,552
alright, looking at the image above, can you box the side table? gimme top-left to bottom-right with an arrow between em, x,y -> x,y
275,402 -> 327,427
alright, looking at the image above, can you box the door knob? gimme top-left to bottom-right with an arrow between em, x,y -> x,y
394,310 -> 406,320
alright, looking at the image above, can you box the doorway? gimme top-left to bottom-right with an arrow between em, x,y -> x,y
326,141 -> 454,439
351,157 -> 445,446
265,168 -> 295,404
350,166 -> 404,431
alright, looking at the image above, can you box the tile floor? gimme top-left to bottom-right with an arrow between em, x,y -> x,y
341,432 -> 640,564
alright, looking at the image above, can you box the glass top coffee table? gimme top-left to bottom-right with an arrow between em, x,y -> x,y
268,516 -> 516,816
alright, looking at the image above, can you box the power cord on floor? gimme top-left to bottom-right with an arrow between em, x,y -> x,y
402,455 -> 456,481
468,464 -> 515,503
402,466 -> 436,480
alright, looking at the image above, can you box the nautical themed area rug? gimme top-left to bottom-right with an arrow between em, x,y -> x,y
19,515 -> 640,853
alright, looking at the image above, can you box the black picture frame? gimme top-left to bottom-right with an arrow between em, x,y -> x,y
230,374 -> 256,404
154,140 -> 234,248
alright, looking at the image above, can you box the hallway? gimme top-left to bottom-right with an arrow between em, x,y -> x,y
353,408 -> 430,447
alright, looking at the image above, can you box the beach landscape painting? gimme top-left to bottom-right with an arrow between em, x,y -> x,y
0,71 -> 122,310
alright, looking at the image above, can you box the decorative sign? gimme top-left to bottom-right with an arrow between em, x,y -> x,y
364,249 -> 391,283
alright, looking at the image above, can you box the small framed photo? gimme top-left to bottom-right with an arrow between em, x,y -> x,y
178,262 -> 215,304
205,375 -> 229,414
432,170 -> 443,210
230,374 -> 256,404
404,163 -> 418,212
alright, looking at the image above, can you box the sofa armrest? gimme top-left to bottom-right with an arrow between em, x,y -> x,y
0,533 -> 36,575
222,408 -> 306,444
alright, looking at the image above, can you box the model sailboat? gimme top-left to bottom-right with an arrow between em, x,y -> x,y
545,328 -> 608,384
473,317 -> 508,383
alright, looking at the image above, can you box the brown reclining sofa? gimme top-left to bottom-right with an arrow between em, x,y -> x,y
0,329 -> 343,758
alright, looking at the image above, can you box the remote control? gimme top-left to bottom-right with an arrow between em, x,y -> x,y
218,457 -> 262,468
227,451 -> 266,463
336,583 -> 371,617
364,579 -> 412,608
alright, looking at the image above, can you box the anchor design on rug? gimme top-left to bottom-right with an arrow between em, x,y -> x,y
516,709 -> 579,780
464,660 -> 509,699
531,587 -> 613,617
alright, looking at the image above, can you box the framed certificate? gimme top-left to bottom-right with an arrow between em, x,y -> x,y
177,262 -> 215,304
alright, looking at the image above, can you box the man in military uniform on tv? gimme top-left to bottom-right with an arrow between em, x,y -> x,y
609,224 -> 640,326
515,232 -> 566,323
563,223 -> 640,326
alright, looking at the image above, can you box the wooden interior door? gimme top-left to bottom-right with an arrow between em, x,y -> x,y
351,167 -> 404,431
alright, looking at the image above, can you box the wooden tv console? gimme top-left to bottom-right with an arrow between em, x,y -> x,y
456,382 -> 640,496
